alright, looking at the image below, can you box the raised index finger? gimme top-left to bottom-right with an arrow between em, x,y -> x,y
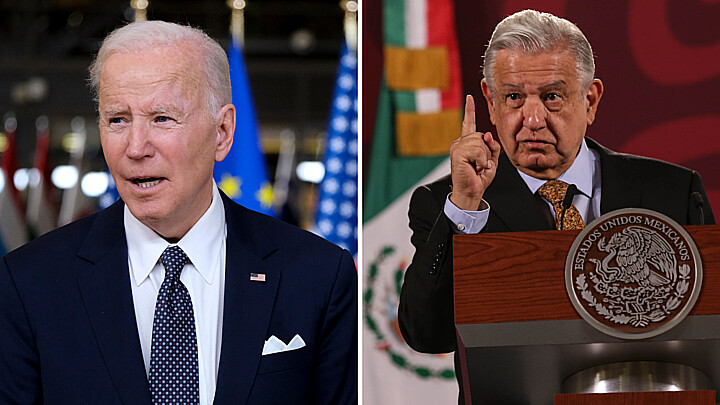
461,95 -> 476,137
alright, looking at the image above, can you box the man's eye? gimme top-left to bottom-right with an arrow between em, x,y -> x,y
506,93 -> 521,101
109,117 -> 123,124
156,116 -> 172,123
545,93 -> 562,101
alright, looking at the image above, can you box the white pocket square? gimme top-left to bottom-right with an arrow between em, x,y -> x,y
262,334 -> 306,356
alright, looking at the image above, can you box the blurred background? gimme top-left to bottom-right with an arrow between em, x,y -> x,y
0,0 -> 358,256
363,0 -> 720,404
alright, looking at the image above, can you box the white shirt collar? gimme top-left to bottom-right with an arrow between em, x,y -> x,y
517,138 -> 595,198
125,182 -> 226,286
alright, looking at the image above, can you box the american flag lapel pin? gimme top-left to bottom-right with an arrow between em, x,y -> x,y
250,273 -> 266,282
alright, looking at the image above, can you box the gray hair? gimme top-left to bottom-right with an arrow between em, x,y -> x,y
482,10 -> 595,97
88,21 -> 231,117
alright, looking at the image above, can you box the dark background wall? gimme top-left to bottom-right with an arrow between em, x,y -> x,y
363,0 -> 720,219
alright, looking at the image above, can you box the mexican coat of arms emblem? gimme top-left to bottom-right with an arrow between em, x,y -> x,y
566,208 -> 702,339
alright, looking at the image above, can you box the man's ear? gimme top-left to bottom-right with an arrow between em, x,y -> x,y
585,79 -> 603,125
214,104 -> 236,162
480,79 -> 496,125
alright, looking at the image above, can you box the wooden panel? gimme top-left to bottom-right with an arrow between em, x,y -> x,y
554,390 -> 715,405
692,226 -> 720,312
454,225 -> 720,325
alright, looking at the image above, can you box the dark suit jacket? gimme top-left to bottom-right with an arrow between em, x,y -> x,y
398,138 -> 714,391
0,192 -> 357,405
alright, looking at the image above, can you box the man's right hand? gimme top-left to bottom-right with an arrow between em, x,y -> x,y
449,95 -> 501,211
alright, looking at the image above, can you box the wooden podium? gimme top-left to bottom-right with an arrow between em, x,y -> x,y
453,225 -> 720,404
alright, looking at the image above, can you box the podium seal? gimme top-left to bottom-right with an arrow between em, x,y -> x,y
565,208 -> 702,339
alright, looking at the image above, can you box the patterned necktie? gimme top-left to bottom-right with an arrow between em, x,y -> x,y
537,180 -> 585,230
148,246 -> 200,404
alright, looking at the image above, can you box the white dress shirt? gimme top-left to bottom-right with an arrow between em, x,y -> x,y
445,138 -> 603,233
125,183 -> 226,405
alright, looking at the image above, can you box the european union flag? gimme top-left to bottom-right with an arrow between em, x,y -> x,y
98,168 -> 120,209
214,37 -> 274,216
314,41 -> 358,256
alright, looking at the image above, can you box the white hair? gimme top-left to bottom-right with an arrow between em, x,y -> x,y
88,20 -> 231,117
483,9 -> 595,96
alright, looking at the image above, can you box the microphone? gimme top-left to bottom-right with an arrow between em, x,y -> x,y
559,184 -> 579,230
692,192 -> 705,226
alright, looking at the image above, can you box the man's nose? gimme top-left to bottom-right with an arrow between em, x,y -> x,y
522,98 -> 547,131
125,123 -> 154,159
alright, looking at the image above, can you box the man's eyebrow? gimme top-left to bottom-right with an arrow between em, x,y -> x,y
498,83 -> 523,92
539,81 -> 568,91
101,107 -> 125,116
150,106 -> 181,115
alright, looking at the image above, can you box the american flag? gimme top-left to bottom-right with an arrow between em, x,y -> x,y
250,273 -> 266,282
314,41 -> 358,257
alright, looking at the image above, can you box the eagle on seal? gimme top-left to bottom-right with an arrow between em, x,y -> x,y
590,226 -> 677,287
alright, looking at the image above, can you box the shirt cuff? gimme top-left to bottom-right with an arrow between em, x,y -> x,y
443,194 -> 489,234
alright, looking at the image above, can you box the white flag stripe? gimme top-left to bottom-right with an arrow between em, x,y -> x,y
415,88 -> 442,113
405,0 -> 427,48
363,158 -> 457,405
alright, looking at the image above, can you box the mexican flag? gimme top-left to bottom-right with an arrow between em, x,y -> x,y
363,0 -> 462,402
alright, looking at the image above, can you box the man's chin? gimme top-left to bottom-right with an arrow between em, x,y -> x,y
125,202 -> 166,225
515,155 -> 565,179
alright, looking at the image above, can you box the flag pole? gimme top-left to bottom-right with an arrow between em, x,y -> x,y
1,114 -> 21,212
27,115 -> 56,237
272,129 -> 296,213
130,0 -> 148,22
217,0 -> 275,216
228,0 -> 246,46
57,117 -> 86,227
0,113 -> 29,252
340,0 -> 358,52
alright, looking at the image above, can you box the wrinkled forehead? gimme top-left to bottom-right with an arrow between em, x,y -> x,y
493,49 -> 580,85
98,49 -> 208,112
100,43 -> 204,89
497,46 -> 577,69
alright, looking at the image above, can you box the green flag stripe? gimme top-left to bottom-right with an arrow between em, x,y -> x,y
384,0 -> 406,46
393,90 -> 416,112
364,80 -> 445,222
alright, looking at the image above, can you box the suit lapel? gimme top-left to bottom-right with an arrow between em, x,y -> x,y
482,139 -> 645,230
214,194 -> 280,405
76,202 -> 151,405
485,152 -> 554,231
587,138 -> 643,214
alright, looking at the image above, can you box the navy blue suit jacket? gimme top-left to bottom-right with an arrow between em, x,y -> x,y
0,192 -> 357,404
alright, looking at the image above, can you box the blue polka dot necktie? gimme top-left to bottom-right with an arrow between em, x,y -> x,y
148,246 -> 200,404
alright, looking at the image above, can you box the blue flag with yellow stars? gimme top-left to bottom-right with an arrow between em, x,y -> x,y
314,41 -> 358,256
98,167 -> 120,209
214,37 -> 274,216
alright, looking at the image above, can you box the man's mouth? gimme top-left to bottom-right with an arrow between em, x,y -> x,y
521,140 -> 552,148
131,177 -> 164,188
518,132 -> 554,147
